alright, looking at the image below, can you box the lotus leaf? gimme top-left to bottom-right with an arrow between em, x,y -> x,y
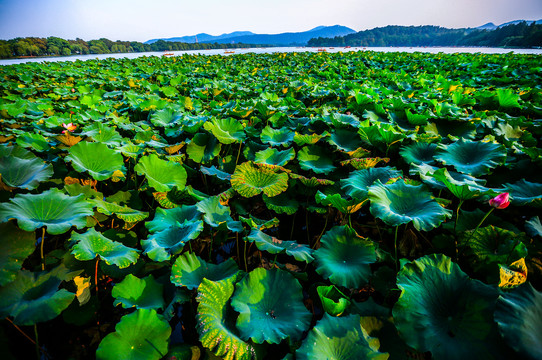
368,179 -> 452,231
15,133 -> 50,152
0,222 -> 37,286
196,276 -> 256,360
296,313 -> 388,360
112,274 -> 165,310
504,179 -> 542,207
341,167 -> 403,200
134,153 -> 187,192
289,173 -> 334,187
0,266 -> 75,325
315,190 -> 366,214
71,227 -> 140,268
171,252 -> 240,290
327,113 -> 361,128
262,193 -> 299,215
200,165 -> 232,181
142,220 -> 203,262
231,161 -> 288,197
260,125 -> 294,147
245,229 -> 314,263
327,128 -> 363,152
496,88 -> 521,109
0,153 -> 53,189
399,142 -> 437,165
293,131 -> 328,146
82,123 -> 122,146
96,309 -> 171,360
196,196 -> 243,232
494,283 -> 542,359
231,268 -> 311,344
149,107 -> 182,127
0,188 -> 93,234
314,226 -> 376,288
145,205 -> 202,232
203,117 -> 246,144
525,216 -> 542,237
498,258 -> 528,289
297,145 -> 336,175
254,147 -> 295,167
393,254 -> 504,360
431,168 -> 490,200
316,285 -> 351,316
435,138 -> 506,176
65,141 -> 125,181
340,157 -> 390,170
186,132 -> 221,163
92,199 -> 149,224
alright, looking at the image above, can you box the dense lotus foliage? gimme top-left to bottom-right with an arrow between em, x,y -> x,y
0,49 -> 541,359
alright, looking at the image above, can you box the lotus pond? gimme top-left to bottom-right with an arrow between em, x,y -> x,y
0,50 -> 541,360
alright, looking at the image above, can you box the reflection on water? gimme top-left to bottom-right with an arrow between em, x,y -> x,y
1,46 -> 540,66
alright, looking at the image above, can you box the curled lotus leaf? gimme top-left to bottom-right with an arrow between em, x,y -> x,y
368,179 -> 452,231
134,153 -> 187,192
196,276 -> 257,360
434,138 -> 506,176
0,265 -> 75,325
145,205 -> 202,233
0,188 -> 94,234
263,193 -> 299,215
327,128 -> 363,152
231,268 -> 312,344
186,132 -> 221,164
341,167 -> 403,201
171,252 -> 240,290
149,107 -> 182,127
92,199 -> 149,225
142,219 -> 203,262
196,196 -> 243,232
410,163 -> 487,192
246,229 -> 314,263
296,313 -> 389,360
254,147 -> 295,167
297,145 -> 336,175
399,142 -> 437,165
494,283 -> 542,359
81,122 -> 123,146
340,157 -> 390,170
112,274 -> 165,310
315,190 -> 366,214
200,165 -> 232,181
260,125 -> 294,147
393,254 -> 505,360
314,225 -> 377,288
316,285 -> 351,316
525,216 -> 542,238
231,161 -> 288,197
203,117 -> 246,144
66,141 -> 125,181
70,227 -> 140,268
0,149 -> 53,189
0,222 -> 35,286
430,167 -> 492,200
96,309 -> 171,360
289,173 -> 334,187
504,179 -> 542,207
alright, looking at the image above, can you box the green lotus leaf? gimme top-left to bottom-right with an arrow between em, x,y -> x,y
315,190 -> 366,214
145,205 -> 202,232
296,313 -> 389,360
186,132 -> 221,164
70,227 -> 140,268
134,153 -> 187,192
196,196 -> 243,232
314,225 -> 376,288
246,229 -> 314,263
117,142 -> 144,158
65,141 -> 125,181
504,179 -> 542,207
82,122 -> 123,146
142,220 -> 203,262
200,165 -> 232,181
399,142 -> 437,165
435,139 -> 506,176
297,145 -> 336,175
112,274 -> 165,310
316,285 -> 351,316
0,265 -> 75,325
149,107 -> 182,127
254,147 -> 295,167
260,126 -> 294,147
431,167 -> 491,200
0,152 -> 53,190
0,188 -> 93,234
92,199 -> 149,225
0,222 -> 36,286
293,131 -> 328,146
203,117 -> 246,144
231,268 -> 312,344
171,252 -> 240,290
325,113 -> 361,128
15,132 -> 50,152
405,108 -> 430,125
239,215 -> 280,231
196,276 -> 257,360
327,128 -> 363,152
460,226 -> 528,272
341,167 -> 403,201
410,163 -> 488,192
525,216 -> 542,237
289,173 -> 335,187
64,183 -> 103,199
231,161 -> 288,197
340,157 -> 390,170
368,179 -> 452,231
496,88 -> 521,109
0,144 -> 35,159
359,123 -> 406,150
494,283 -> 542,359
96,309 -> 171,360
262,193 -> 299,215
393,254 -> 503,360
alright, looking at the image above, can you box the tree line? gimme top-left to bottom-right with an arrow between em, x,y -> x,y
0,37 -> 260,59
308,22 -> 542,48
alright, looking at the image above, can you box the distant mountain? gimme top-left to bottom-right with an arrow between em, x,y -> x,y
146,25 -> 356,46
476,19 -> 542,30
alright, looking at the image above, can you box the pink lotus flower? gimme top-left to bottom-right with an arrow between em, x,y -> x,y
62,123 -> 77,134
489,193 -> 510,209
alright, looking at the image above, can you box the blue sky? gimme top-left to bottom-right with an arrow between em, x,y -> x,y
1,0 -> 541,41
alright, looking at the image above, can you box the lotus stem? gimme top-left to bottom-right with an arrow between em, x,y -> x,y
95,258 -> 100,295
243,240 -> 248,272
454,200 -> 464,260
40,227 -> 45,271
235,140 -> 243,166
34,324 -> 40,360
5,318 -> 48,358
313,211 -> 329,249
460,207 -> 494,256
394,225 -> 400,271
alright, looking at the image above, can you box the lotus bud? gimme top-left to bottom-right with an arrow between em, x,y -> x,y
489,192 -> 510,209
62,123 -> 77,134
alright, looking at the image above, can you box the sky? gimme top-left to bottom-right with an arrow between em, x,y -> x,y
1,0 -> 541,42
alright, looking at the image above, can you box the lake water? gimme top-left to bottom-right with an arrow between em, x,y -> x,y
1,46 -> 540,66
